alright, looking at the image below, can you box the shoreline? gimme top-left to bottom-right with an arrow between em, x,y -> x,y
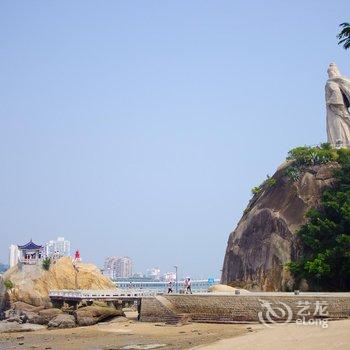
0,319 -> 254,350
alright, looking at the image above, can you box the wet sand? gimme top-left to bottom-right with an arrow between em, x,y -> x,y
3,314 -> 348,350
0,319 -> 254,350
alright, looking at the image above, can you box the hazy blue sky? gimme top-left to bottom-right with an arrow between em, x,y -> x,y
0,1 -> 349,278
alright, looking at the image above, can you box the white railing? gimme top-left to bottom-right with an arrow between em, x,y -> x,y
19,258 -> 42,265
49,289 -> 157,299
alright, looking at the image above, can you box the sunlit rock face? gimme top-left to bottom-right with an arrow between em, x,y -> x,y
221,162 -> 338,291
0,257 -> 115,307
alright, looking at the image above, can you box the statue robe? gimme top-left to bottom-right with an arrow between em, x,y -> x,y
326,76 -> 350,148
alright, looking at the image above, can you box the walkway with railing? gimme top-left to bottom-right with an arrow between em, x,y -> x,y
49,289 -> 157,301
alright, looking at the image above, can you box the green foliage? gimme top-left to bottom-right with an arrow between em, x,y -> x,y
265,177 -> 277,187
251,175 -> 277,196
304,253 -> 331,276
337,22 -> 350,50
287,148 -> 350,291
285,144 -> 338,182
285,165 -> 301,181
4,280 -> 14,290
286,144 -> 338,167
251,186 -> 262,195
42,257 -> 51,271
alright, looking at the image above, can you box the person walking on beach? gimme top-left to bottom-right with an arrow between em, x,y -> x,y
167,281 -> 173,293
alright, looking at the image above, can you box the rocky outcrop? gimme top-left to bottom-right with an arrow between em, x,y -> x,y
22,311 -> 46,325
221,162 -> 338,291
38,308 -> 63,323
3,302 -> 62,326
74,302 -> 124,326
4,302 -> 42,323
1,300 -> 124,329
48,314 -> 76,328
0,321 -> 46,333
1,257 -> 115,307
0,259 -> 125,329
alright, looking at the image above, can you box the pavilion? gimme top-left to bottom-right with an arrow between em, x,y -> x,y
18,239 -> 44,265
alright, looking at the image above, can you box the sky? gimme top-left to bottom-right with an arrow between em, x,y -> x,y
0,1 -> 349,278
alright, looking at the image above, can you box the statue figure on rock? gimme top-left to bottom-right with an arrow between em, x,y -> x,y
326,62 -> 350,148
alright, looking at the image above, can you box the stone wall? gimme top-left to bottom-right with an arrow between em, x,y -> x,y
139,293 -> 350,324
139,296 -> 182,324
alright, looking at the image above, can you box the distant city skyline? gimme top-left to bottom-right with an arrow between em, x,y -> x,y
103,256 -> 133,279
1,1 -> 349,277
2,238 -> 216,279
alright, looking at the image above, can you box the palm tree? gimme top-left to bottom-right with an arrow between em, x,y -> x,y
337,22 -> 350,50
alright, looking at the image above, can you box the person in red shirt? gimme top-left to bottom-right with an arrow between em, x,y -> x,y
74,249 -> 81,261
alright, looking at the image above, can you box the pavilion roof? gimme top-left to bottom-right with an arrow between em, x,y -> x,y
18,239 -> 43,250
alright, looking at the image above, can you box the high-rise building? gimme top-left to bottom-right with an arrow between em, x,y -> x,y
9,244 -> 19,268
45,237 -> 71,258
104,256 -> 118,270
103,256 -> 119,279
115,257 -> 133,278
103,256 -> 133,279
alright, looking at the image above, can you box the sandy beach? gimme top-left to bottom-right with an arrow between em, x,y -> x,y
0,319 -> 253,350
1,318 -> 349,350
191,319 -> 350,350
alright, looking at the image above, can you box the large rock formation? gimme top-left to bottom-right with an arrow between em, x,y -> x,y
221,162 -> 338,291
1,257 -> 115,307
47,314 -> 76,328
74,302 -> 124,326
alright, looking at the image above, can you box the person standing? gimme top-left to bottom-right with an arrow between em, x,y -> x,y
185,278 -> 192,294
167,281 -> 173,293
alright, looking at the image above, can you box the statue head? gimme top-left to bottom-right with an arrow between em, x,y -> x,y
328,62 -> 342,78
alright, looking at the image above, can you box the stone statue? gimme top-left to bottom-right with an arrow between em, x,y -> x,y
326,63 -> 350,148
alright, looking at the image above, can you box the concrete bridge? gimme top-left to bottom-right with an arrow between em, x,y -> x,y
49,289 -> 156,301
49,289 -> 157,313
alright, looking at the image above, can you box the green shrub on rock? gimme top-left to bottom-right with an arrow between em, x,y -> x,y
251,186 -> 262,195
251,175 -> 277,196
285,165 -> 301,181
42,257 -> 51,271
4,280 -> 13,290
285,143 -> 339,182
286,143 -> 338,167
265,177 -> 277,187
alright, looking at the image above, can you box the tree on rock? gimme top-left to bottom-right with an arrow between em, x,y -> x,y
338,22 -> 350,50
